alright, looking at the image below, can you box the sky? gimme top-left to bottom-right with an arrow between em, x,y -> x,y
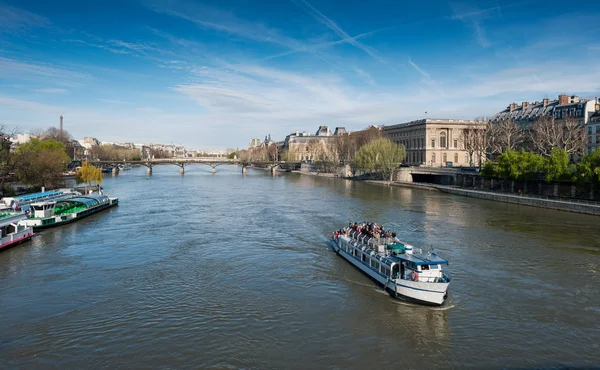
1,0 -> 600,149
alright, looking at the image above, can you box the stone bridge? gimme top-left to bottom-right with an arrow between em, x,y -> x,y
89,158 -> 300,176
395,166 -> 471,185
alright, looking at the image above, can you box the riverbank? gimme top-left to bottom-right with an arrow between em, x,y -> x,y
290,169 -> 600,216
367,179 -> 600,216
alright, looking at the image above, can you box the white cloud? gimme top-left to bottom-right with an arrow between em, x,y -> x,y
0,4 -> 50,35
33,88 -> 69,94
408,58 -> 432,82
0,57 -> 91,86
291,0 -> 388,65
354,67 -> 375,86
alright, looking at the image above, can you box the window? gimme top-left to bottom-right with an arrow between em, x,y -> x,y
431,138 -> 436,148
440,132 -> 447,148
432,153 -> 436,163
454,153 -> 458,163
443,153 -> 447,163
465,153 -> 469,163
421,138 -> 425,148
453,139 -> 458,148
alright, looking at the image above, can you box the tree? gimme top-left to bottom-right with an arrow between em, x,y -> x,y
529,116 -> 586,158
487,119 -> 524,156
0,125 -> 20,193
39,126 -> 74,146
462,129 -> 477,166
14,139 -> 70,188
89,144 -> 142,161
354,138 -> 406,181
544,148 -> 575,182
75,161 -> 103,192
577,148 -> 600,183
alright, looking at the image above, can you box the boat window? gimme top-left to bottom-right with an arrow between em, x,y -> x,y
429,264 -> 438,269
421,265 -> 430,270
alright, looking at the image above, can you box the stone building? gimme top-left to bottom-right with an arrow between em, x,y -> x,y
382,119 -> 486,167
588,111 -> 600,153
282,126 -> 346,162
491,94 -> 600,153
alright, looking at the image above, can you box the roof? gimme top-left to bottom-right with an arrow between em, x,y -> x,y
16,190 -> 63,202
392,252 -> 449,266
383,118 -> 483,131
491,98 -> 595,123
60,194 -> 109,208
0,213 -> 27,227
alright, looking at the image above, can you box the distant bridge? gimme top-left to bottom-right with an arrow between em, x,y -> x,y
88,157 -> 301,175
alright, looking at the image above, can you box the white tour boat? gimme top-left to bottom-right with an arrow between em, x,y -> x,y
0,213 -> 34,252
332,226 -> 450,305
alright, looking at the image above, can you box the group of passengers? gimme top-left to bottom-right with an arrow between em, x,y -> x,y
333,221 -> 397,241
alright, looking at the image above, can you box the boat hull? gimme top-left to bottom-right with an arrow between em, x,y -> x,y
20,200 -> 118,230
332,237 -> 449,306
0,232 -> 34,252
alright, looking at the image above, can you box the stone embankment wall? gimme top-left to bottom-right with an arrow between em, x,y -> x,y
456,174 -> 600,202
436,186 -> 600,216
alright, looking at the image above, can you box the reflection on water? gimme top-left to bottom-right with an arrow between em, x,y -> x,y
0,165 -> 598,368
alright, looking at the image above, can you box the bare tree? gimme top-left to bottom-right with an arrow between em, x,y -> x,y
529,116 -> 586,157
462,129 -> 477,166
0,125 -> 21,193
487,119 -> 524,156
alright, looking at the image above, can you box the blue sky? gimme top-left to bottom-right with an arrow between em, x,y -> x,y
1,0 -> 599,149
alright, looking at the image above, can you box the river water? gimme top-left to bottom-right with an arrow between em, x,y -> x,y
1,165 -> 598,369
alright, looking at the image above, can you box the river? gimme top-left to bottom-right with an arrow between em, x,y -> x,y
1,165 -> 599,369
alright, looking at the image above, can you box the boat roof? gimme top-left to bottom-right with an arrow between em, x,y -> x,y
30,201 -> 57,206
15,190 -> 63,202
392,252 -> 449,266
59,194 -> 109,207
0,213 -> 27,227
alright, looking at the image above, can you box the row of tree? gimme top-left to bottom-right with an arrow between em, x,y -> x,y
482,148 -> 600,183
89,144 -> 142,161
486,116 -> 587,158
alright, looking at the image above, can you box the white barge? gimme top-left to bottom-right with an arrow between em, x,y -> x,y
332,228 -> 450,305
18,194 -> 118,230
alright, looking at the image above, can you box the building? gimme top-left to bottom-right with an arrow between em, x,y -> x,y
588,111 -> 600,153
282,126 -> 346,162
382,119 -> 486,167
491,94 -> 600,153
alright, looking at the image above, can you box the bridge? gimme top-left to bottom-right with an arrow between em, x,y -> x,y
88,158 -> 301,176
395,166 -> 475,185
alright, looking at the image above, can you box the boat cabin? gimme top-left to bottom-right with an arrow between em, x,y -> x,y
394,252 -> 449,283
29,202 -> 56,218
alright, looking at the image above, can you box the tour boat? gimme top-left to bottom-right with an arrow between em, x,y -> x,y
332,226 -> 450,305
18,194 -> 119,230
1,188 -> 81,211
0,213 -> 34,252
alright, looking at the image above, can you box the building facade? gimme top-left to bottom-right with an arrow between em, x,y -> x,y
382,119 -> 486,167
588,111 -> 600,153
491,94 -> 600,153
282,126 -> 346,161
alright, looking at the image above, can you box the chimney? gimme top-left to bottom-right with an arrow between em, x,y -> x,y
521,101 -> 529,109
558,94 -> 569,105
509,103 -> 517,112
543,98 -> 550,107
59,114 -> 63,137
